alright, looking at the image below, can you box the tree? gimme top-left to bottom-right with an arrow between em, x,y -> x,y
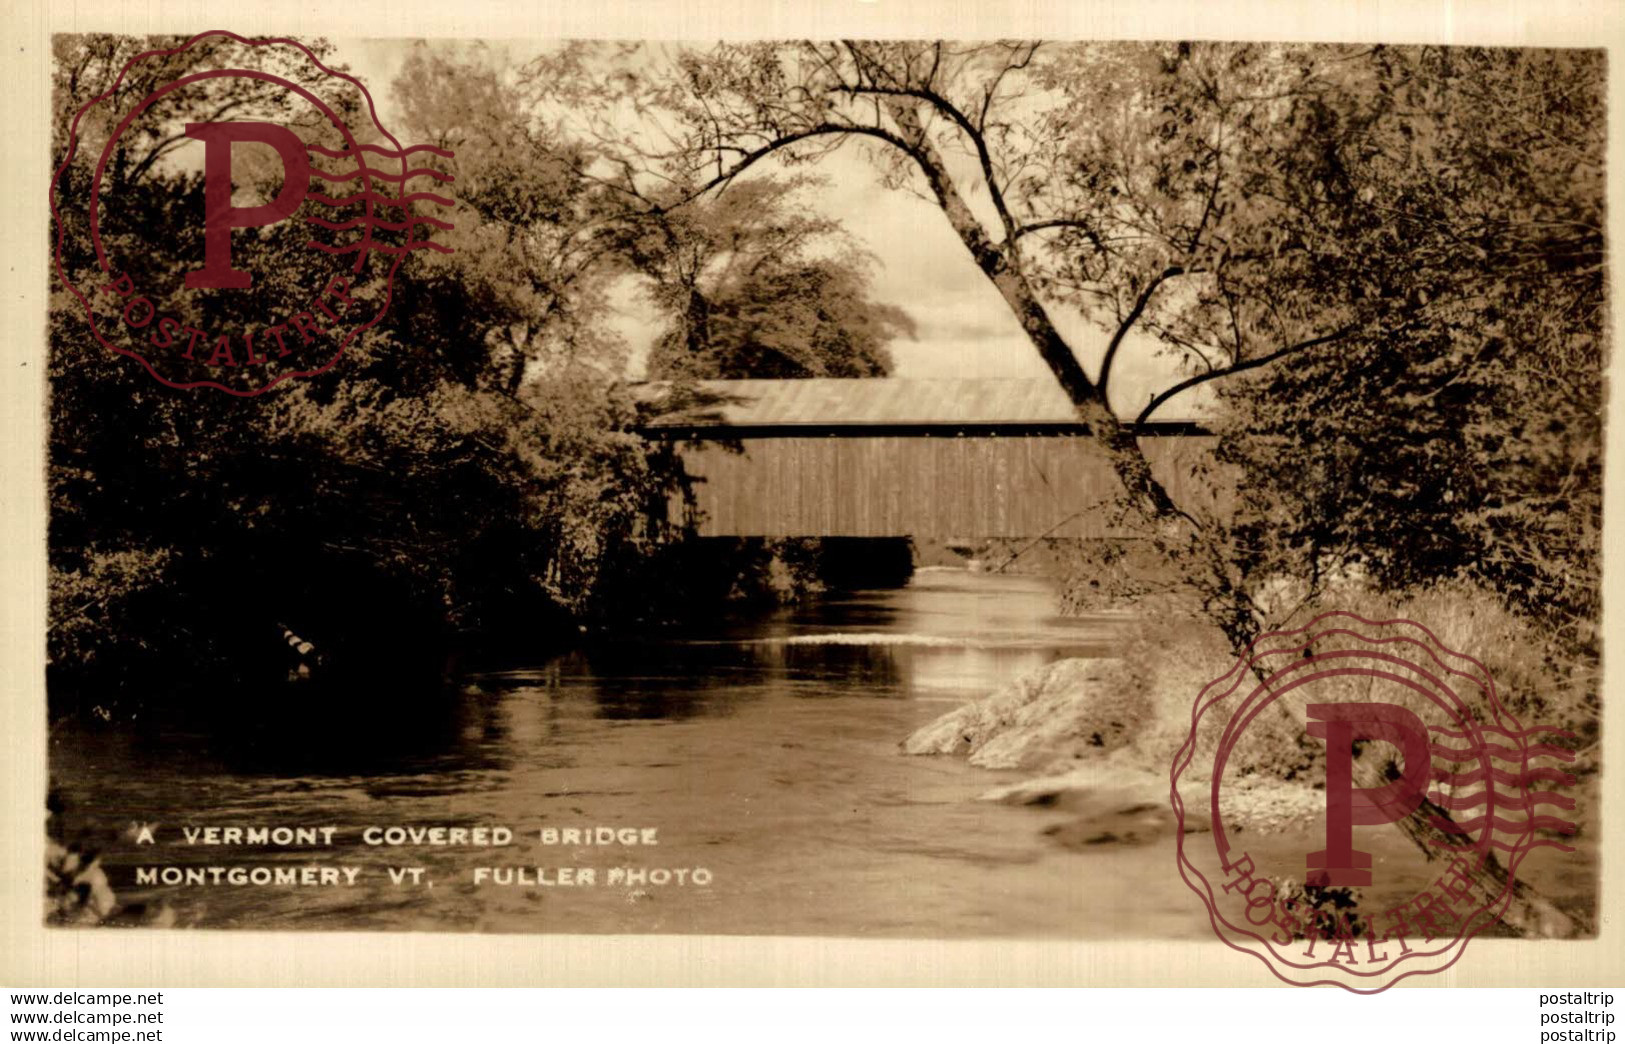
623,175 -> 912,379
1204,47 -> 1604,650
47,34 -> 681,707
519,41 -> 1319,646
391,43 -> 627,396
518,41 -> 1602,938
52,33 -> 351,186
523,40 -> 1603,652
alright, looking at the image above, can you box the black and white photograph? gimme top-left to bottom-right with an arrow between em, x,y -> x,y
11,5 -> 1618,999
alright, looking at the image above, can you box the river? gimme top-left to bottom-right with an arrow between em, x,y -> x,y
49,568 -> 1229,937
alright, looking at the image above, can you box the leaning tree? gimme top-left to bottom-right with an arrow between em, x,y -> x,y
522,40 -> 1602,655
520,40 -> 1603,937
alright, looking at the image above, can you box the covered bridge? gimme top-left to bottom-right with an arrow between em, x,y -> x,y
637,378 -> 1216,540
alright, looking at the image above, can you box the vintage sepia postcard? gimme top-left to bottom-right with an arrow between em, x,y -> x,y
3,0 -> 1623,989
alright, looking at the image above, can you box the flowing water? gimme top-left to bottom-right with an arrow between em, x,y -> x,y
50,566 -> 1600,940
52,568 -> 1239,937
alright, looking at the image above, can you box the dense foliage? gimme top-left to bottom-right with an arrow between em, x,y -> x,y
48,37 -> 921,713
1205,48 -> 1604,650
623,176 -> 913,379
48,36 -> 1604,722
1036,45 -> 1603,658
519,40 -> 1603,665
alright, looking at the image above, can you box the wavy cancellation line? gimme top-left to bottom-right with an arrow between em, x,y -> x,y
305,215 -> 454,232
1428,813 -> 1576,836
309,166 -> 455,184
1430,837 -> 1578,855
1429,788 -> 1576,811
1428,742 -> 1576,762
305,239 -> 455,256
1433,765 -> 1576,788
307,189 -> 455,209
306,141 -> 455,159
1429,724 -> 1578,741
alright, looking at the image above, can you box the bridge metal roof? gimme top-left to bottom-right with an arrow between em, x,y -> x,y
635,378 -> 1207,433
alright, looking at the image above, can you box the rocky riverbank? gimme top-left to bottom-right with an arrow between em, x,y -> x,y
899,602 -> 1599,938
902,649 -> 1325,838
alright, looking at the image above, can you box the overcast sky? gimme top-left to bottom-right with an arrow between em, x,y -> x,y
339,38 -> 1206,420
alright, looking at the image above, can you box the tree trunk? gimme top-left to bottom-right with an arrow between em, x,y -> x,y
882,95 -> 1578,938
1357,765 -> 1580,939
884,100 -> 1187,528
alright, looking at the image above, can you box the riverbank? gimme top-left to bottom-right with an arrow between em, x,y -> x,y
48,571 -> 1155,936
900,590 -> 1601,938
900,645 -> 1323,836
47,534 -> 917,725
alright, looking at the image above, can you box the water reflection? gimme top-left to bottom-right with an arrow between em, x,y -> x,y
551,568 -> 1121,712
50,568 -> 1158,937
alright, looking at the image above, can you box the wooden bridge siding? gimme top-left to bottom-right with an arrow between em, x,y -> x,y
672,435 -> 1219,538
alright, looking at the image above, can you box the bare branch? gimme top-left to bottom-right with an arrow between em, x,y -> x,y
1098,266 -> 1184,399
1135,324 -> 1356,426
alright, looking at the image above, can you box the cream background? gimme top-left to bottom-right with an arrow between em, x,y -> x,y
2,0 -> 1621,987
